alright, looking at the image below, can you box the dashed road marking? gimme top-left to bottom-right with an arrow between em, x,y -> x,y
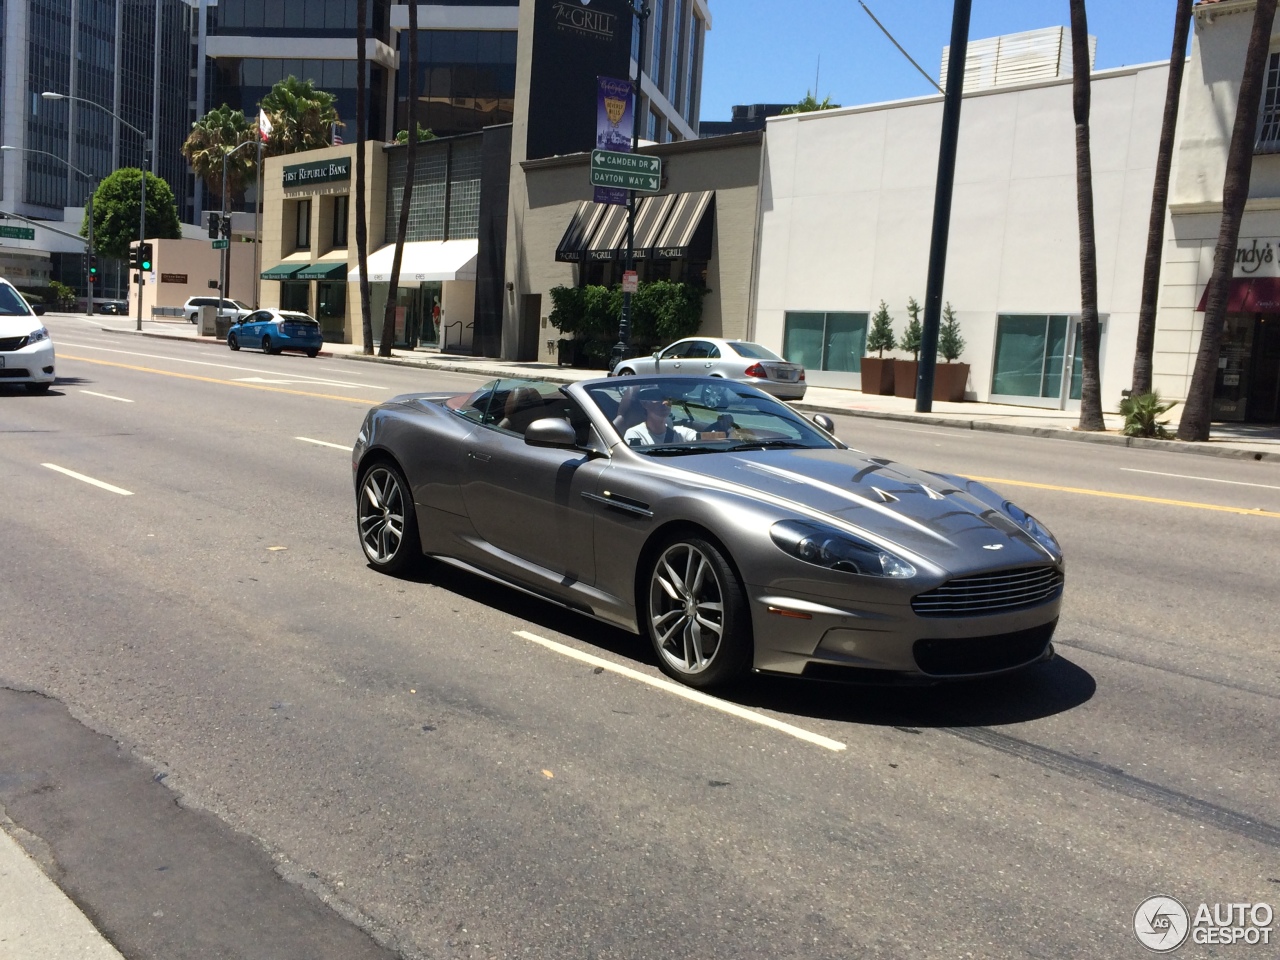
42,463 -> 133,496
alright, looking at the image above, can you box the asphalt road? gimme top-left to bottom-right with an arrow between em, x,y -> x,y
2,314 -> 1277,959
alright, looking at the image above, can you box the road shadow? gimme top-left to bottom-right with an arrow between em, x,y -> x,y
390,559 -> 1095,729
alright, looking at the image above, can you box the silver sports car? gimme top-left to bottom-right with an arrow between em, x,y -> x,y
353,375 -> 1064,689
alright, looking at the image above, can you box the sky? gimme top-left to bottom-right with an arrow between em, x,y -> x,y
698,0 -> 1188,121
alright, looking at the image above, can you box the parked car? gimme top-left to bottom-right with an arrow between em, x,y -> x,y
352,375 -> 1064,690
227,309 -> 324,357
96,299 -> 129,315
183,296 -> 253,325
610,337 -> 807,400
0,277 -> 56,393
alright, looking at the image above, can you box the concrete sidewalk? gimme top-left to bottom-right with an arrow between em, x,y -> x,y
88,314 -> 1280,462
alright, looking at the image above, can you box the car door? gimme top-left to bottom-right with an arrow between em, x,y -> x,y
239,311 -> 270,348
654,339 -> 694,373
460,382 -> 607,590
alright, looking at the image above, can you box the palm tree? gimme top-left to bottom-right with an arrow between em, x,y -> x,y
181,105 -> 255,207
1132,0 -> 1193,396
259,76 -> 340,157
356,0 -> 374,354
379,2 -> 421,358
1178,0 -> 1277,440
1070,0 -> 1105,431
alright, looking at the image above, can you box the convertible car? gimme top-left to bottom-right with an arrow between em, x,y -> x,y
353,376 -> 1065,689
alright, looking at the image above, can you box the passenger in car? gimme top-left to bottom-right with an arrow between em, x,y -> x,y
623,388 -> 731,446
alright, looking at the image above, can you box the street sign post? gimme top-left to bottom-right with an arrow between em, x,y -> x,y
622,270 -> 639,294
590,150 -> 661,193
212,238 -> 230,249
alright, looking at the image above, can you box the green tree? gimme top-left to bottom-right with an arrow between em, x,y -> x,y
181,105 -> 256,207
901,296 -> 923,360
394,124 -> 437,144
81,169 -> 181,260
780,91 -> 840,114
866,300 -> 896,357
938,302 -> 966,361
260,76 -> 341,157
1179,0 -> 1277,440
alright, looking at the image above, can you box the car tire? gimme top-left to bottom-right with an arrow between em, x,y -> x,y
357,461 -> 421,575
188,313 -> 197,324
261,335 -> 276,355
645,535 -> 752,689
25,382 -> 52,394
227,333 -> 239,351
306,349 -> 319,358
617,367 -> 636,376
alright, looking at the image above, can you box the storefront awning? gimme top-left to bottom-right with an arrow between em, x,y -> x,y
651,191 -> 714,261
628,194 -> 679,261
555,201 -> 610,263
583,203 -> 631,262
294,261 -> 347,281
348,239 -> 479,283
1196,277 -> 1280,312
260,262 -> 304,280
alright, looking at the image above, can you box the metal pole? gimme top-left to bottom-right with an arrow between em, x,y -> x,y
87,193 -> 95,317
914,0 -> 972,413
136,145 -> 147,331
219,152 -> 228,311
254,138 -> 263,308
613,3 -> 649,370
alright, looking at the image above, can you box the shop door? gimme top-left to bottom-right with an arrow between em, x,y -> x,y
1212,314 -> 1254,422
1061,317 -> 1104,414
1248,316 -> 1280,422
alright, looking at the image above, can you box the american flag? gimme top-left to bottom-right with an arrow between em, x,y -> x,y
332,123 -> 344,145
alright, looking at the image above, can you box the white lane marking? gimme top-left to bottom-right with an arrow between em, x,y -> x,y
296,436 -> 350,450
42,463 -> 133,496
1120,467 -> 1280,492
513,630 -> 847,752
54,341 -> 387,389
80,390 -> 134,403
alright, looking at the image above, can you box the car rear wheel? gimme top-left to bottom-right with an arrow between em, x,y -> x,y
358,462 -> 421,574
645,536 -> 751,688
261,334 -> 276,355
306,349 -> 319,358
227,332 -> 239,350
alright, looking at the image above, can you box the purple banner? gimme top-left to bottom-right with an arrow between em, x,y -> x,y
596,75 -> 634,206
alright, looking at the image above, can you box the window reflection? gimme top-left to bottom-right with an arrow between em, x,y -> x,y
396,30 -> 517,138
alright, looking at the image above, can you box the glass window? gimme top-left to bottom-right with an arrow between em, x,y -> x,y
1258,52 -> 1280,153
669,0 -> 683,102
782,312 -> 867,372
332,194 -> 349,247
295,198 -> 312,250
728,342 -> 783,361
991,315 -> 1070,398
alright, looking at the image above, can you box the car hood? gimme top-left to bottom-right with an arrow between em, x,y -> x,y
662,447 -> 1059,571
0,315 -> 43,338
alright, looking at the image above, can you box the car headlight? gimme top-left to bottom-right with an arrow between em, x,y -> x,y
28,327 -> 49,343
1002,501 -> 1060,554
770,520 -> 916,578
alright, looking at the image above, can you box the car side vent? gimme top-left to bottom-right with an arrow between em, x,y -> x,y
911,566 -> 1063,617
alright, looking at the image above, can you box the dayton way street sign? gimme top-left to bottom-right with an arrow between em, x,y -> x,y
212,239 -> 230,249
590,150 -> 661,193
0,225 -> 36,241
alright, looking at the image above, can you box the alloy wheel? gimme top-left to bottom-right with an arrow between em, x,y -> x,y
648,542 -> 727,677
359,466 -> 407,565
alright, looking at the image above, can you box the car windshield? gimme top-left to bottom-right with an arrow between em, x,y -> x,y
727,341 -> 784,361
0,284 -> 33,317
585,377 -> 836,454
232,300 -> 251,309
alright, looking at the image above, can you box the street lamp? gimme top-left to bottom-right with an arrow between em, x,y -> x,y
1,145 -> 98,316
611,2 -> 651,371
219,139 -> 258,312
42,91 -> 151,331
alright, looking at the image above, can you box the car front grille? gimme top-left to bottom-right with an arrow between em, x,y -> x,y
913,620 -> 1057,676
0,367 -> 32,378
911,565 -> 1063,617
0,335 -> 29,352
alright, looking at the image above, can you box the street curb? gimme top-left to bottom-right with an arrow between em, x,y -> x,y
95,327 -> 1279,463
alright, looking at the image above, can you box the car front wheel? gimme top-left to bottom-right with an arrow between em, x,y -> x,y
645,536 -> 751,688
358,462 -> 421,574
227,332 -> 239,350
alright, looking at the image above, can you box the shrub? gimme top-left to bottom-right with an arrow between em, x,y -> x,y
49,280 -> 77,309
866,300 -> 896,357
548,280 -> 708,367
1120,391 -> 1178,439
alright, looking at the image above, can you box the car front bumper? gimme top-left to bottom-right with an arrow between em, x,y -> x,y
0,338 -> 56,385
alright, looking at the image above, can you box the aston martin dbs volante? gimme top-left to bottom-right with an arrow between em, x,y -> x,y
353,375 -> 1065,689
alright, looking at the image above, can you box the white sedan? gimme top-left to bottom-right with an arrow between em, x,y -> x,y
0,278 -> 55,393
611,337 -> 806,400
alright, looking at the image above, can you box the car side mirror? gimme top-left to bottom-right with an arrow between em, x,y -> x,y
31,304 -> 46,316
524,417 -> 578,449
812,414 -> 836,436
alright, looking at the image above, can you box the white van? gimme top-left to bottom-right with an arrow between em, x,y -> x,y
182,296 -> 253,325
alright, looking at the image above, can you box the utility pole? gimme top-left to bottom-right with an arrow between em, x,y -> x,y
612,3 -> 650,370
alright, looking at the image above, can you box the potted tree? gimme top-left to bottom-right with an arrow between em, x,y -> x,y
894,296 -> 923,398
933,302 -> 969,401
861,300 -> 896,395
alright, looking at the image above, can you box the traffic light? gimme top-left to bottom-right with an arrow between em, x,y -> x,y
88,254 -> 98,283
139,243 -> 153,272
220,215 -> 232,239
128,246 -> 139,270
207,212 -> 220,239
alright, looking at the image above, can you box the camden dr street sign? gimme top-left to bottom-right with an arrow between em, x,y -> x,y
590,149 -> 661,193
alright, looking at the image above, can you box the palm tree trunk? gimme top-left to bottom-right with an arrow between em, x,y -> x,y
1178,0 -> 1277,440
355,0 -> 374,355
380,3 -> 419,356
1070,0 -> 1105,431
1132,0 -> 1193,396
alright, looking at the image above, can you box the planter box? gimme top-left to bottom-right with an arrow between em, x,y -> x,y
893,360 -> 918,398
933,362 -> 970,402
861,356 -> 895,395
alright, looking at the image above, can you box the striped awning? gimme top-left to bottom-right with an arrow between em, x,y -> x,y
555,201 -> 610,263
628,194 -> 679,261
651,191 -> 714,261
583,203 -> 631,262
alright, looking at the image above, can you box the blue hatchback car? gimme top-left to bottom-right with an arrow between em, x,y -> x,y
227,309 -> 324,357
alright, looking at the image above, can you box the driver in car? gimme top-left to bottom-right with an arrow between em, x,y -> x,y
624,388 -> 732,446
